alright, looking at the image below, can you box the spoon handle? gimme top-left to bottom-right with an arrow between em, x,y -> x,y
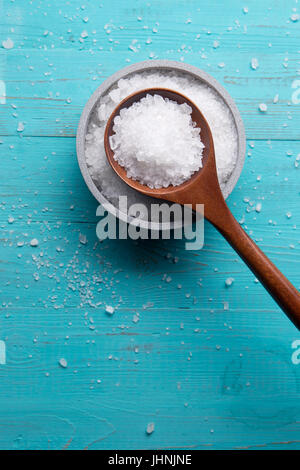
203,204 -> 300,329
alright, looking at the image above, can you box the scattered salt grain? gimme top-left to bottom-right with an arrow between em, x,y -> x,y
225,277 -> 234,287
17,122 -> 24,132
250,58 -> 259,70
255,202 -> 262,213
2,38 -> 14,49
258,103 -> 268,112
146,422 -> 155,434
110,94 -> 204,188
273,94 -> 279,104
79,233 -> 87,244
30,238 -> 39,247
58,358 -> 68,368
105,305 -> 115,315
290,13 -> 299,22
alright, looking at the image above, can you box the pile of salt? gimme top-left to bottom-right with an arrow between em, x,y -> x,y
110,94 -> 204,188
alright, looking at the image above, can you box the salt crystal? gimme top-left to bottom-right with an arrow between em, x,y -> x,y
146,422 -> 155,434
98,104 -> 107,121
2,38 -> 14,49
110,94 -> 204,188
225,277 -> 234,287
17,122 -> 24,132
250,58 -> 259,70
273,94 -> 279,103
258,103 -> 267,112
255,202 -> 262,212
30,238 -> 39,247
290,13 -> 299,22
81,30 -> 88,38
128,40 -> 139,53
79,233 -> 87,244
59,358 -> 68,368
109,89 -> 121,103
105,305 -> 115,315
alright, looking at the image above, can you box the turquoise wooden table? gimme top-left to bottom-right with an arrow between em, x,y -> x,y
0,0 -> 299,450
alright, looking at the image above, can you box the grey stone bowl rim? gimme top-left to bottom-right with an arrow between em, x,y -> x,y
76,59 -> 246,231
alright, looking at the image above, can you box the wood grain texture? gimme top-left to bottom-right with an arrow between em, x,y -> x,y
0,0 -> 299,450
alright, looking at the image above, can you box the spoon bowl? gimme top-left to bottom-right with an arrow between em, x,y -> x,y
104,88 -> 300,329
104,88 -> 215,199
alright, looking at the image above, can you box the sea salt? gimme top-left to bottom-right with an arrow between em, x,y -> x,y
255,202 -> 262,212
2,38 -> 14,49
250,58 -> 259,70
225,277 -> 234,287
146,422 -> 155,434
290,13 -> 299,22
258,103 -> 268,112
85,70 -> 238,221
58,358 -> 68,368
17,122 -> 24,132
79,233 -> 87,244
110,94 -> 204,188
105,305 -> 115,315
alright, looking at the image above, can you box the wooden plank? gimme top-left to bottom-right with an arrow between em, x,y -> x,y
0,303 -> 299,449
1,49 -> 300,140
0,0 -> 300,451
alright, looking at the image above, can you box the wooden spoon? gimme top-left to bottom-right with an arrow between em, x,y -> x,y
104,88 -> 300,329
